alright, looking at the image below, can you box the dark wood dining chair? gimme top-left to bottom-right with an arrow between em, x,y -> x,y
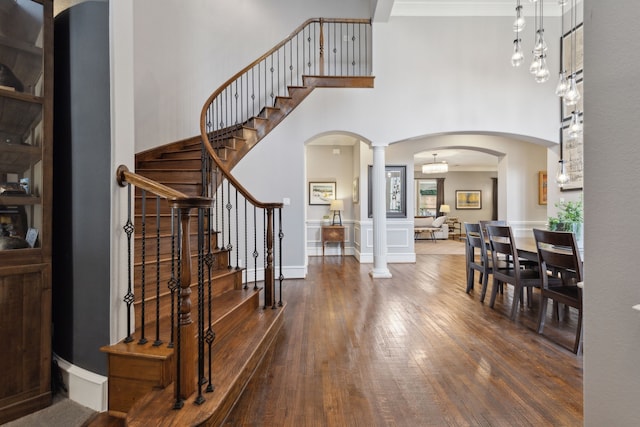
486,225 -> 540,320
464,222 -> 504,302
533,228 -> 584,354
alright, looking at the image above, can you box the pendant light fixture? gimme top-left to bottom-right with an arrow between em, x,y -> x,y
422,154 -> 448,174
568,111 -> 583,139
511,1 -> 525,67
556,159 -> 570,187
563,0 -> 581,107
555,0 -> 569,96
533,0 -> 549,83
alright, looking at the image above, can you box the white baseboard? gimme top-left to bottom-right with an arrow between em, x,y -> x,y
54,354 -> 108,412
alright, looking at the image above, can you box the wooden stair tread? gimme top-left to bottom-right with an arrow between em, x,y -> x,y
125,303 -> 286,427
102,286 -> 260,358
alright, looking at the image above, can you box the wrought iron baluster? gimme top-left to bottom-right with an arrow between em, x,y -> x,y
153,196 -> 162,347
173,207 -> 183,410
235,187 -> 239,269
205,206 -> 216,393
167,208 -> 177,348
123,183 -> 134,343
278,207 -> 284,307
253,205 -> 259,291
195,207 -> 205,405
244,198 -> 248,288
139,190 -> 148,345
226,180 -> 233,268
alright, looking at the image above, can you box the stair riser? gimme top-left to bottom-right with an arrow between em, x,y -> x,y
138,158 -> 203,170
161,149 -> 202,160
132,214 -> 216,235
133,270 -> 243,328
133,233 -> 220,263
136,169 -> 202,183
105,351 -> 173,414
134,252 -> 231,292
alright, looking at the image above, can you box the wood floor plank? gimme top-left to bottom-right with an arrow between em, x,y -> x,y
225,253 -> 583,426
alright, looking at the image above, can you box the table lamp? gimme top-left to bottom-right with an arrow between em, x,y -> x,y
439,204 -> 450,216
330,199 -> 344,225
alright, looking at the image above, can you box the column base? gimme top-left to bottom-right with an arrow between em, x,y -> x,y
369,268 -> 392,278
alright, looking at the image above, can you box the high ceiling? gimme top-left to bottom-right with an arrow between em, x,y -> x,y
389,0 -> 568,17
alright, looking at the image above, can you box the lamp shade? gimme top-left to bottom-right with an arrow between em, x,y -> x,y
439,204 -> 450,214
330,200 -> 344,211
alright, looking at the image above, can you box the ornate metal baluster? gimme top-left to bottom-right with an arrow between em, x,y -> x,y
153,195 -> 162,346
226,180 -> 233,269
278,207 -> 284,307
205,206 -> 216,393
173,207 -> 183,409
235,187 -> 240,269
195,207 -> 205,405
253,205 -> 259,291
123,183 -> 135,343
167,208 -> 177,348
138,190 -> 148,345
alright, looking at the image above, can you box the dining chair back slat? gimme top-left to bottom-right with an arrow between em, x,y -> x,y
486,225 -> 540,320
533,228 -> 584,354
464,222 -> 492,301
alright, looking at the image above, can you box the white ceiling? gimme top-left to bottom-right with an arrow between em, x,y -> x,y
390,0 -> 570,17
415,148 -> 498,172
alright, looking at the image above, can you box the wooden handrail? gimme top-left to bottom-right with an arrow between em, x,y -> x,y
117,165 -> 211,208
200,18 -> 371,113
199,17 -> 371,210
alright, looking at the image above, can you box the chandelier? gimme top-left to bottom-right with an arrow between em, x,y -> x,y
422,154 -> 448,174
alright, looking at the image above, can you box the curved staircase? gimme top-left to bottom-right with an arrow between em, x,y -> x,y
92,18 -> 373,427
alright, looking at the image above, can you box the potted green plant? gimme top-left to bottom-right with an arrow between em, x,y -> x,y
548,197 -> 583,248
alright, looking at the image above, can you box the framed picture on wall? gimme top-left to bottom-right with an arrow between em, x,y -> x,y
352,177 -> 359,203
455,190 -> 482,210
367,165 -> 406,218
561,23 -> 583,77
308,181 -> 336,205
538,171 -> 547,205
560,126 -> 584,191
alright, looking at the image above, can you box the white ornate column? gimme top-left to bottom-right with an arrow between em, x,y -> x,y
370,145 -> 392,278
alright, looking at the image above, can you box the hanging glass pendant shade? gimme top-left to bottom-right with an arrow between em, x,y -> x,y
563,75 -> 581,106
568,111 -> 583,139
535,56 -> 550,83
556,160 -> 570,186
533,29 -> 548,56
529,54 -> 541,75
511,39 -> 525,67
555,71 -> 569,96
513,5 -> 526,32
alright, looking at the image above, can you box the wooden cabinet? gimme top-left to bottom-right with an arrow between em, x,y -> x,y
0,0 -> 53,423
321,225 -> 345,256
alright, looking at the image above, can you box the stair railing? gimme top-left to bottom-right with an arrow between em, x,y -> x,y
200,17 -> 372,155
116,164 -> 285,409
197,17 -> 372,313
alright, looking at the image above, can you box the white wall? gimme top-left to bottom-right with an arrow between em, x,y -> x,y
583,1 -> 640,425
132,0 -> 370,152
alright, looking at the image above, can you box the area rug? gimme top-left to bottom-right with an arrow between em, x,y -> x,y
415,238 -> 466,255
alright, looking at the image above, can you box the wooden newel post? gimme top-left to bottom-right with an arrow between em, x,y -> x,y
177,206 -> 197,399
265,208 -> 275,308
319,18 -> 325,76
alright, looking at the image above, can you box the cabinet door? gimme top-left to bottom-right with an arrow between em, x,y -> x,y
0,263 -> 52,424
0,0 -> 48,252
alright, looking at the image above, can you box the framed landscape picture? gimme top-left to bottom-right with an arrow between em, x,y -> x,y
308,181 -> 336,205
455,190 -> 482,210
538,171 -> 547,205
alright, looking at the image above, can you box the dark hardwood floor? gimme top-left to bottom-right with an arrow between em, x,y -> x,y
224,254 -> 583,426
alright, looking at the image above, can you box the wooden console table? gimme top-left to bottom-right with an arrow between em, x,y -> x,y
321,225 -> 345,256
